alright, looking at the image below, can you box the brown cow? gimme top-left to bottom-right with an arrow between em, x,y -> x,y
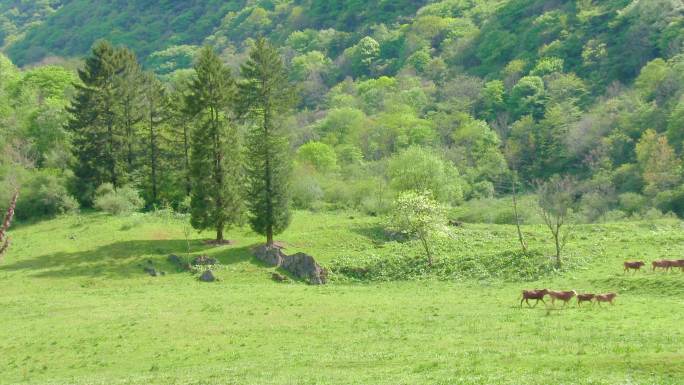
672,259 -> 684,271
576,293 -> 595,306
652,260 -> 675,272
623,261 -> 645,273
548,290 -> 577,306
595,293 -> 617,305
520,289 -> 549,308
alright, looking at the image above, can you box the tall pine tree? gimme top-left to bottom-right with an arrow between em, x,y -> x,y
186,46 -> 243,242
239,38 -> 295,247
140,71 -> 170,207
68,41 -> 126,203
113,47 -> 144,177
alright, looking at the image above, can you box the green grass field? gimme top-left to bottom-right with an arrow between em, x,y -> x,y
1,211 -> 683,385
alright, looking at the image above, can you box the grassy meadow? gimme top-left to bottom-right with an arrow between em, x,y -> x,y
1,211 -> 683,385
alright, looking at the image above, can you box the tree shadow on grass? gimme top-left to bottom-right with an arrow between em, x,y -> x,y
0,239 -> 263,279
349,224 -> 392,246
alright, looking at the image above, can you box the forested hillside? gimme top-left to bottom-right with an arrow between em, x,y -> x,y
1,0 -> 683,224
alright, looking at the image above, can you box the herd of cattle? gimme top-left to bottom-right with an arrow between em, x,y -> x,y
623,259 -> 684,272
520,259 -> 683,308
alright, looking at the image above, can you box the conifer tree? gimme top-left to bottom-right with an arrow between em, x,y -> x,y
186,46 -> 243,242
140,71 -> 170,207
113,47 -> 144,177
239,38 -> 294,247
68,40 -> 126,203
168,73 -> 194,197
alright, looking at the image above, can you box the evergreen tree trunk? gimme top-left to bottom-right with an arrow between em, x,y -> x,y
212,105 -> 225,242
216,224 -> 224,243
106,111 -> 118,187
183,124 -> 191,196
149,107 -> 158,204
264,110 -> 274,247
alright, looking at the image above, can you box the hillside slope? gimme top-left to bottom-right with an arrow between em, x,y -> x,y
5,1 -> 681,88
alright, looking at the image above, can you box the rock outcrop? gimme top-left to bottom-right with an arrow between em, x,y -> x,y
254,245 -> 327,285
254,245 -> 287,267
281,252 -> 328,285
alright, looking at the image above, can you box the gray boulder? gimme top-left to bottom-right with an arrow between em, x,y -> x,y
281,252 -> 328,285
199,270 -> 216,282
254,245 -> 287,267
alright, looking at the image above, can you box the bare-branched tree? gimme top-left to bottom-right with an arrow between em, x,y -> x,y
537,175 -> 576,268
0,190 -> 18,261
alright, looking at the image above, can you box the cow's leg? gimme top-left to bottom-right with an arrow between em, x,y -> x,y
520,297 -> 525,308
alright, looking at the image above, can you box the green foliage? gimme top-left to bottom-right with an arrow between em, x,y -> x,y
386,190 -> 447,265
388,146 -> 463,204
450,194 -> 541,225
186,46 -> 244,241
331,249 -> 564,282
537,175 -> 578,266
67,41 -> 143,204
1,0 -> 683,224
6,0 -> 241,66
12,170 -> 78,220
636,129 -> 681,196
93,183 -> 143,215
240,38 -> 294,245
290,169 -> 324,210
296,141 -> 338,173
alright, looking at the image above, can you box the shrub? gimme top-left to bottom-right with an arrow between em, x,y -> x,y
642,207 -> 669,220
291,173 -> 324,209
618,192 -> 648,215
602,210 -> 627,222
654,186 -> 684,217
470,180 -> 495,199
329,249 -> 574,282
388,146 -> 464,204
450,195 -> 541,224
385,191 -> 447,265
296,141 -> 338,173
12,171 -> 78,220
93,183 -> 144,215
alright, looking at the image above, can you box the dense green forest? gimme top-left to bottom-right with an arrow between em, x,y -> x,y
1,0 -> 683,227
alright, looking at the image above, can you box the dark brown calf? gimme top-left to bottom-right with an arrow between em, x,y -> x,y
623,261 -> 645,273
576,293 -> 595,306
520,289 -> 549,308
548,290 -> 577,306
652,260 -> 675,272
595,293 -> 617,305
